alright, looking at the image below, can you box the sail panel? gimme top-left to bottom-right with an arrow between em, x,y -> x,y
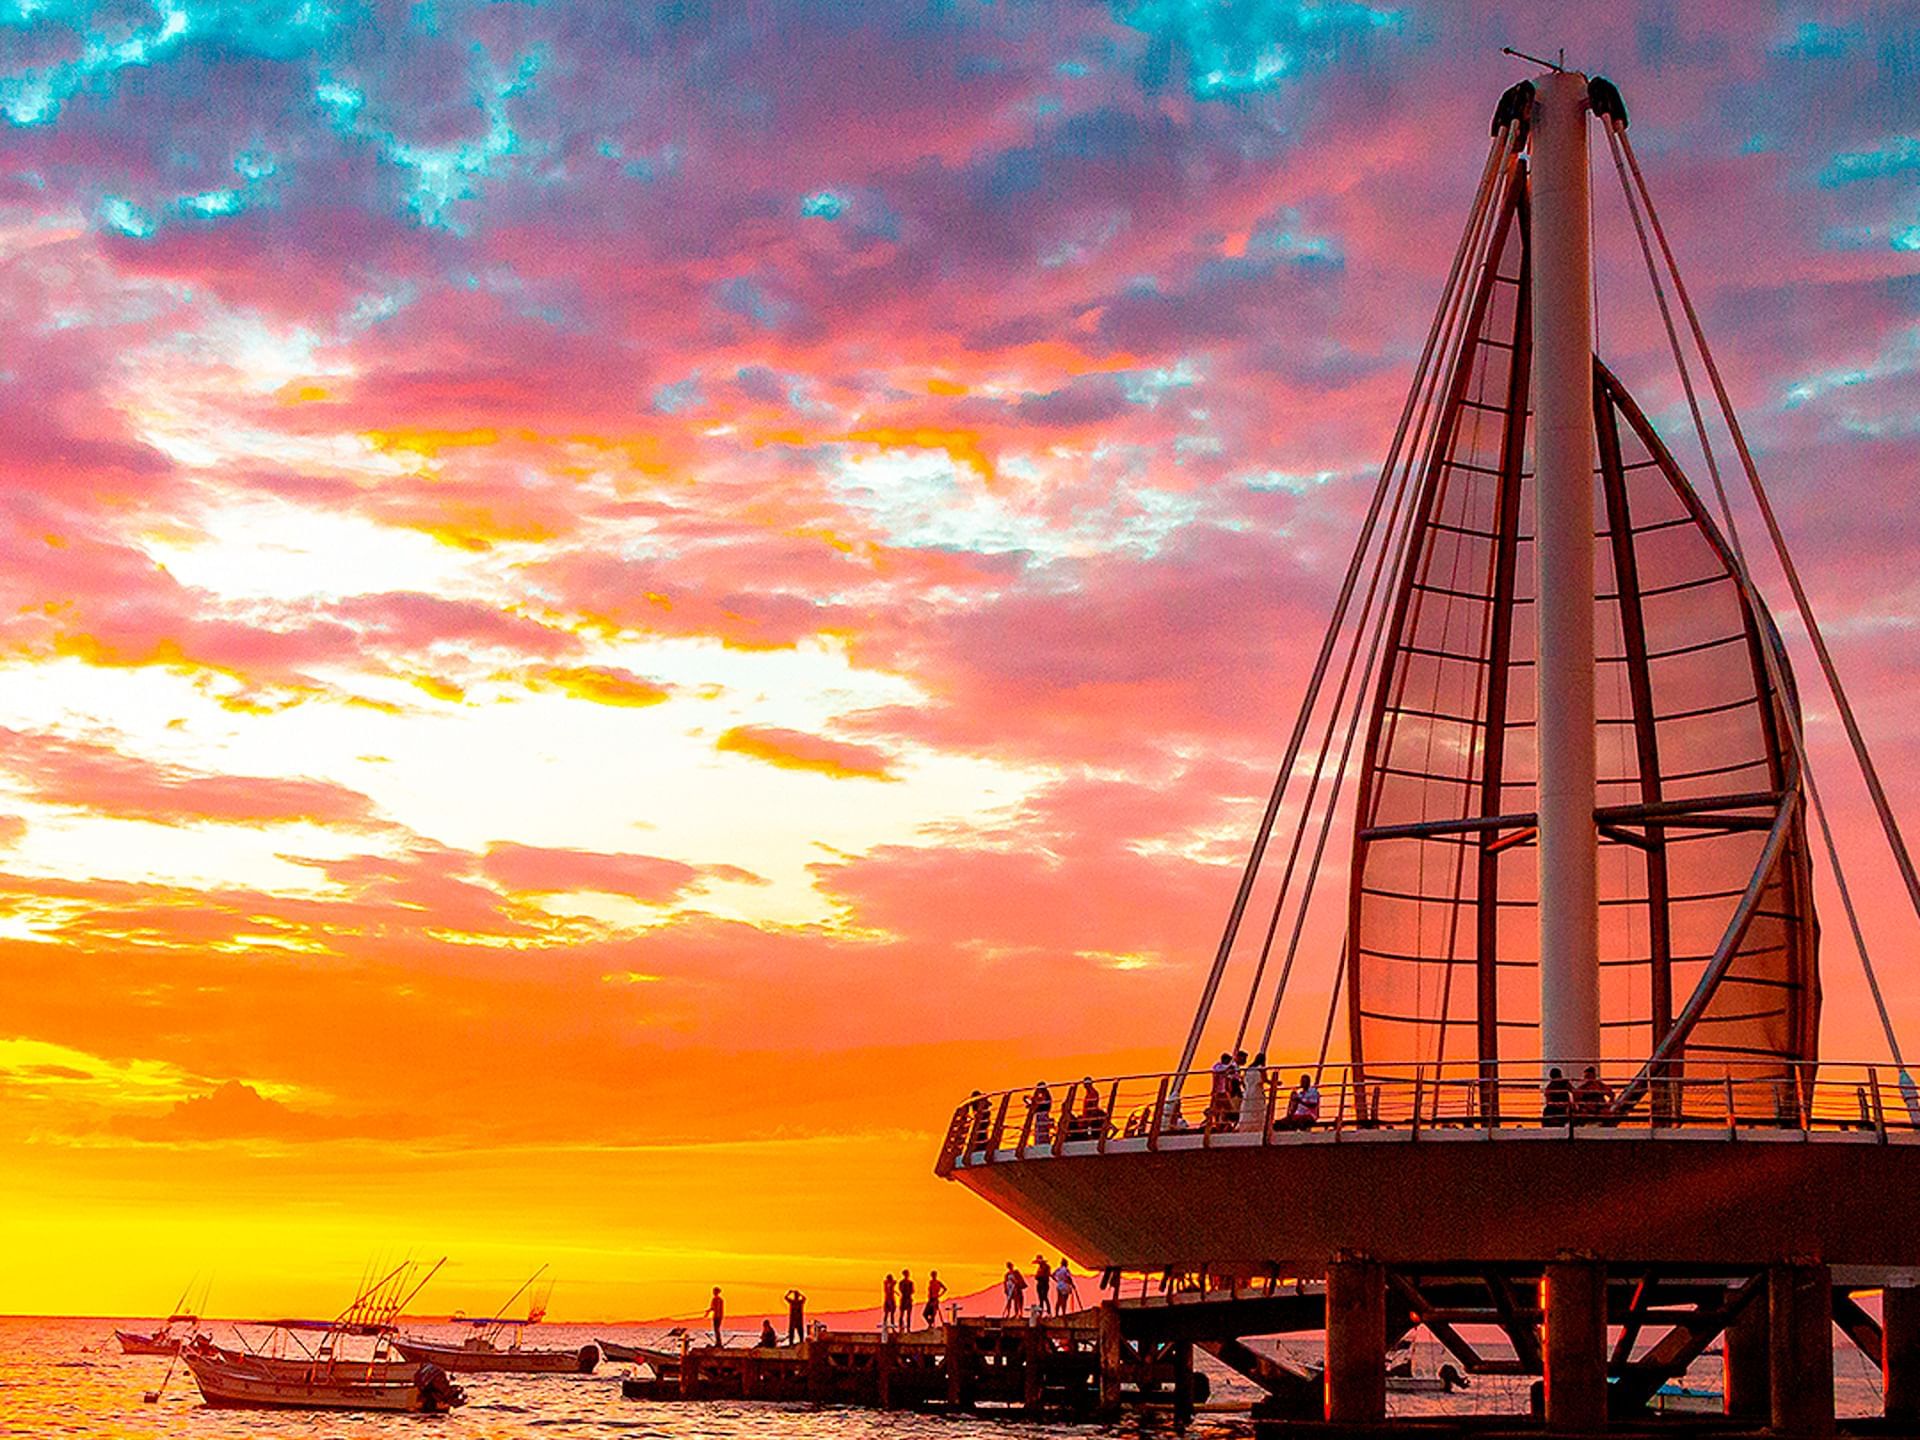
1346,168 -> 1818,1095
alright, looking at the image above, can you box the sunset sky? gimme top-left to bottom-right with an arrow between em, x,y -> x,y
2,0 -> 1918,1322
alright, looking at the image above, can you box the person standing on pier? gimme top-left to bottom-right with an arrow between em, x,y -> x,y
784,1289 -> 806,1344
1002,1261 -> 1024,1317
882,1273 -> 897,1332
1239,1052 -> 1267,1128
898,1270 -> 916,1332
1207,1052 -> 1235,1128
1053,1259 -> 1079,1315
1032,1256 -> 1052,1316
705,1287 -> 724,1347
924,1271 -> 946,1328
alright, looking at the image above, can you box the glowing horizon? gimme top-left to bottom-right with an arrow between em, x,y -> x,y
2,1 -> 1919,1323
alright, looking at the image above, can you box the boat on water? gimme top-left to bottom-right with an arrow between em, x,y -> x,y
182,1258 -> 464,1413
184,1344 -> 463,1412
395,1264 -> 598,1374
393,1333 -> 599,1374
601,1331 -> 686,1375
114,1325 -> 189,1357
938,65 -> 1920,1431
114,1280 -> 207,1355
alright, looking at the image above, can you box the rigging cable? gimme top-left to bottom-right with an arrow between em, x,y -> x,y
1606,119 -> 1911,1076
1230,132 -> 1523,1051
1256,139 -> 1525,1057
1173,127 -> 1520,1081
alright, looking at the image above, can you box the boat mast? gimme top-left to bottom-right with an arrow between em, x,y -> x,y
1529,68 -> 1602,1075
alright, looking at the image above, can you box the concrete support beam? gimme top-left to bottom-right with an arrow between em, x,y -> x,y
1722,1282 -> 1769,1421
1542,1257 -> 1607,1432
1324,1253 -> 1386,1424
1769,1261 -> 1834,1437
1885,1284 -> 1920,1424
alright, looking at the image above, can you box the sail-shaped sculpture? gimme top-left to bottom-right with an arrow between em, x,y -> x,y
937,70 -> 1920,1432
1347,178 -> 1819,1105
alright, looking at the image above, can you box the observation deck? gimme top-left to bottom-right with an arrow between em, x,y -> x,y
938,1062 -> 1920,1279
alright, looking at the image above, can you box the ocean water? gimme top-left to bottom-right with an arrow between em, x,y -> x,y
1,1316 -> 1887,1436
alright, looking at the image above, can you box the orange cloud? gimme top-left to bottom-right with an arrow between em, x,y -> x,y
715,725 -> 898,781
519,663 -> 671,708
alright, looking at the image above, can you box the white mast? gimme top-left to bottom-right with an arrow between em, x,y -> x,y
1529,69 -> 1602,1075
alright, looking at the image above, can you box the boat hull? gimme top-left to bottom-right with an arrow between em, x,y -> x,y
196,1344 -> 423,1383
953,1130 -> 1920,1275
393,1337 -> 599,1373
184,1352 -> 463,1412
114,1330 -> 179,1356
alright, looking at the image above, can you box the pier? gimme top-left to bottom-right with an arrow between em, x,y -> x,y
620,1303 -> 1242,1421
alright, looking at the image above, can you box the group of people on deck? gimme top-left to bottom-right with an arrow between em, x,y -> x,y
1003,1257 -> 1080,1318
880,1268 -> 947,1332
1542,1064 -> 1615,1124
1204,1051 -> 1320,1131
1017,1079 -> 1108,1145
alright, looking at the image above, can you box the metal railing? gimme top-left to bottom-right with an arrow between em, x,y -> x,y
936,1060 -> 1920,1176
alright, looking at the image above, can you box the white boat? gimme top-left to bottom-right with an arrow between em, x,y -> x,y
184,1259 -> 463,1413
396,1265 -> 597,1373
183,1345 -> 462,1412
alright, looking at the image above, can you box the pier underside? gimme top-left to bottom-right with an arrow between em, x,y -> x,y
952,1134 -> 1920,1277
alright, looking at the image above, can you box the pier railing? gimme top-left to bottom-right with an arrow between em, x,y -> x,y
937,1060 -> 1920,1176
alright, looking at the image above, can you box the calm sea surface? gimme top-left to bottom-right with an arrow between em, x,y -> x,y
0,1316 -> 1886,1436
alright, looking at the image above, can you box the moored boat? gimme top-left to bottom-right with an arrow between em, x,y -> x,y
392,1333 -> 598,1374
114,1282 -> 205,1355
396,1264 -> 597,1374
114,1327 -> 184,1357
182,1258 -> 460,1412
183,1345 -> 463,1412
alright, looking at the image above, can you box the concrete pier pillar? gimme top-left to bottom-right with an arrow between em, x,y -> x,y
1722,1283 -> 1768,1421
1542,1257 -> 1607,1432
1096,1302 -> 1125,1420
1769,1261 -> 1834,1436
1884,1284 -> 1920,1424
1324,1252 -> 1386,1424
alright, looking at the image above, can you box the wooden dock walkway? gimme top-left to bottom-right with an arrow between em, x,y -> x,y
619,1308 -> 1254,1422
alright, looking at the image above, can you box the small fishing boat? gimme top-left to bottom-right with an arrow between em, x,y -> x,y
395,1265 -> 598,1374
182,1259 -> 463,1413
115,1281 -> 206,1355
602,1328 -> 687,1375
1650,1381 -> 1723,1414
392,1333 -> 598,1374
184,1345 -> 463,1412
115,1326 -> 187,1357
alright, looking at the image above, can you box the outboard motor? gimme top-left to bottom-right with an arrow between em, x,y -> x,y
415,1363 -> 465,1411
576,1343 -> 600,1373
